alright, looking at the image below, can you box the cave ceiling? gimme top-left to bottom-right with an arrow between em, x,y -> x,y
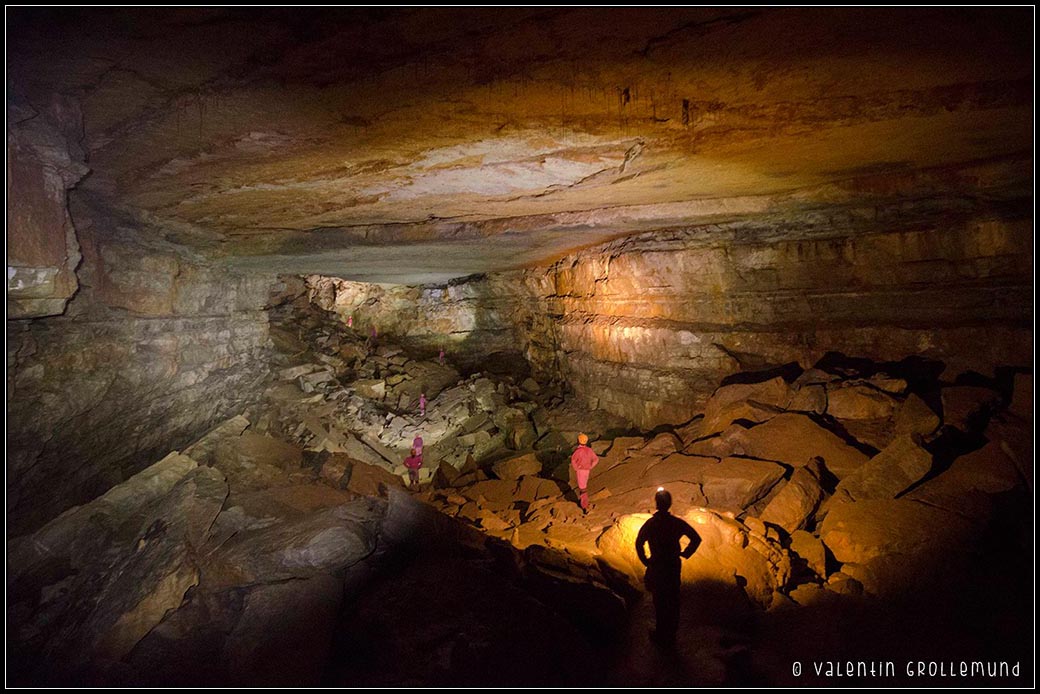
8,7 -> 1032,283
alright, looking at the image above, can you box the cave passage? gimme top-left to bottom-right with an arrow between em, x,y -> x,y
6,7 -> 1034,687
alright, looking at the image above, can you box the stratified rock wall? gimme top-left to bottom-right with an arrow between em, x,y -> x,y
7,199 -> 275,534
309,211 -> 1031,429
545,215 -> 1032,427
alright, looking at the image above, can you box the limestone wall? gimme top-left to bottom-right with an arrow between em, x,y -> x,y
309,213 -> 1032,429
7,201 -> 275,534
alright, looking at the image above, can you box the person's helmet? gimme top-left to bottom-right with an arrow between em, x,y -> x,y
655,488 -> 672,511
577,433 -> 589,445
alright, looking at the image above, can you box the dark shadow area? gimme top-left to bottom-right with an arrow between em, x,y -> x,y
813,352 -> 947,395
720,361 -> 804,387
751,489 -> 1033,686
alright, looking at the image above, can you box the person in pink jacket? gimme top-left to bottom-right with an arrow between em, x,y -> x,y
403,447 -> 423,490
570,433 -> 599,514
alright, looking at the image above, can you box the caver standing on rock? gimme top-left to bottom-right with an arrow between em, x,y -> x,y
570,433 -> 599,514
403,446 -> 424,490
635,488 -> 701,648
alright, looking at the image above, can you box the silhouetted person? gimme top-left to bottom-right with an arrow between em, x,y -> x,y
635,488 -> 701,647
570,433 -> 599,514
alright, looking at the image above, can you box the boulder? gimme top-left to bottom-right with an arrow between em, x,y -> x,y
985,415 -> 1033,492
825,572 -> 864,597
702,376 -> 792,420
598,509 -> 790,608
737,413 -> 869,479
184,415 -> 251,466
789,530 -> 827,578
893,393 -> 941,436
940,385 -> 1001,431
700,457 -> 787,512
353,379 -> 386,400
339,435 -> 393,470
346,461 -> 405,497
209,499 -> 384,589
459,479 -> 517,510
297,370 -> 335,393
492,452 -> 542,480
820,499 -> 976,566
825,384 -> 899,420
788,384 -> 827,414
638,432 -> 683,457
759,459 -> 827,532
89,466 -> 227,661
684,423 -> 750,457
514,476 -> 561,503
835,434 -> 932,501
793,368 -> 841,387
319,458 -> 350,488
863,375 -> 909,395
905,441 -> 1021,519
606,436 -> 645,457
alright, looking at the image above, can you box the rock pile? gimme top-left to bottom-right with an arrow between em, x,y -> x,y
259,292 -> 612,488
419,358 -> 1032,611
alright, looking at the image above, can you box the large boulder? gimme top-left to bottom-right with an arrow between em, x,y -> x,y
736,413 -> 869,479
643,455 -> 786,513
825,383 -> 899,420
905,441 -> 1022,520
492,451 -> 543,480
788,384 -> 827,414
820,499 -> 977,568
700,377 -> 792,433
208,499 -> 385,589
789,530 -> 827,578
759,458 -> 828,532
835,434 -> 932,501
353,379 -> 386,400
893,393 -> 941,436
598,509 -> 790,608
458,479 -> 518,510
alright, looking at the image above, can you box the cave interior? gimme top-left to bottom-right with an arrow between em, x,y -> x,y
5,7 -> 1034,687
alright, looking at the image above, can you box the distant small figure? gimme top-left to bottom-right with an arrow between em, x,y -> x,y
438,348 -> 445,365
412,436 -> 424,455
419,392 -> 427,417
371,326 -> 378,339
403,447 -> 424,490
635,488 -> 701,648
570,433 -> 599,514
347,315 -> 353,328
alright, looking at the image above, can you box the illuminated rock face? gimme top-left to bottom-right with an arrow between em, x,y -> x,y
307,212 -> 1031,428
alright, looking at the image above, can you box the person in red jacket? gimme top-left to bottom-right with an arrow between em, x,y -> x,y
570,433 -> 599,514
403,447 -> 423,490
